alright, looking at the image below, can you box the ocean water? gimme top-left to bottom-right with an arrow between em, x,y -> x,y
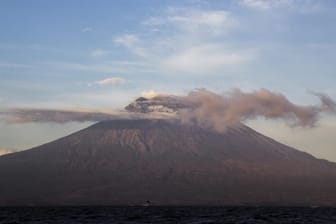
0,206 -> 336,224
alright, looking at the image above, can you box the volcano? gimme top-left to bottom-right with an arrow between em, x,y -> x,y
1,119 -> 336,206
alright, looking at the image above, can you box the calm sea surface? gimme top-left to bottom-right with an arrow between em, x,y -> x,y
0,206 -> 336,224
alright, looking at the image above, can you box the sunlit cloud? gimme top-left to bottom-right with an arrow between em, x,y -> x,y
0,148 -> 14,156
88,77 -> 127,87
141,90 -> 161,98
161,44 -> 256,73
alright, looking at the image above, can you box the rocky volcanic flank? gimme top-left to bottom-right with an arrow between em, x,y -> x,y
1,98 -> 336,206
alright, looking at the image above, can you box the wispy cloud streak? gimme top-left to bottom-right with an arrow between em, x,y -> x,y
88,77 -> 126,87
2,108 -> 172,124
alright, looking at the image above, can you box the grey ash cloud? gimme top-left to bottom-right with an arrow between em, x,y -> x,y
4,109 -> 120,123
126,88 -> 336,132
2,88 -> 335,133
2,108 -> 172,124
311,92 -> 336,112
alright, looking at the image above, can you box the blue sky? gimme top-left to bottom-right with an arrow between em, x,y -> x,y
1,0 -> 336,160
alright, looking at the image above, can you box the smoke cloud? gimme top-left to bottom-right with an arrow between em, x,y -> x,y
2,108 -> 172,124
2,88 -> 335,132
311,92 -> 336,112
4,109 -> 122,123
132,88 -> 336,132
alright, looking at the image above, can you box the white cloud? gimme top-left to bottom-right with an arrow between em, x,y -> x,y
89,77 -> 126,87
114,34 -> 139,47
143,8 -> 235,34
169,9 -> 232,30
82,27 -> 93,32
141,90 -> 161,98
96,77 -> 126,85
46,61 -> 156,74
112,7 -> 255,75
114,34 -> 146,56
90,49 -> 110,57
162,44 -> 256,74
240,0 -> 323,12
240,0 -> 271,10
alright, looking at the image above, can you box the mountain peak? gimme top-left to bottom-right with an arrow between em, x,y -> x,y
0,118 -> 336,206
125,96 -> 189,114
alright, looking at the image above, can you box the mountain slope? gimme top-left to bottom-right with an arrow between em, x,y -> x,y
0,119 -> 336,206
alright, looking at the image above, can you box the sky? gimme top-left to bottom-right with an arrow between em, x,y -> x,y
0,0 -> 336,160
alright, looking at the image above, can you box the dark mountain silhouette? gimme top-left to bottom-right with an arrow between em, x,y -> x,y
1,119 -> 336,206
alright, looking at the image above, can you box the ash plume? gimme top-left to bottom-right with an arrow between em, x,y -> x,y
4,109 -> 118,123
126,88 -> 336,132
2,108 -> 173,124
311,92 -> 336,112
2,88 -> 335,132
